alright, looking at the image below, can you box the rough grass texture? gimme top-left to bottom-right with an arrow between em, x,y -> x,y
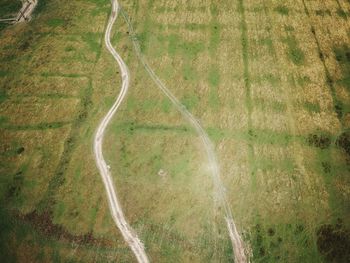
0,0 -> 349,262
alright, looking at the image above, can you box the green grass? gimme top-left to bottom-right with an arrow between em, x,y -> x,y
181,93 -> 199,110
181,41 -> 205,58
161,98 -> 171,113
167,34 -> 179,56
53,201 -> 66,221
296,75 -> 311,87
110,122 -> 305,149
274,5 -> 289,16
253,157 -> 295,172
64,45 -> 75,52
112,122 -> 191,135
33,0 -> 49,15
46,18 -> 65,27
0,121 -> 70,131
182,63 -> 197,81
315,9 -> 331,17
208,66 -> 220,87
283,36 -> 305,66
238,0 -> 256,189
138,5 -> 154,53
249,222 -> 323,262
259,37 -> 275,55
0,116 -> 7,126
207,127 -> 226,142
141,98 -> 158,111
209,3 -> 220,55
284,25 -> 294,32
0,89 -> 7,103
288,48 -> 305,65
1,0 -> 350,261
167,34 -> 205,58
209,21 -> 220,54
253,73 -> 280,87
168,154 -> 191,176
314,147 -> 348,221
246,129 -> 294,146
185,23 -> 207,31
254,98 -> 287,112
336,9 -> 347,19
238,0 -> 252,113
0,0 -> 21,17
37,76 -> 94,212
338,77 -> 350,91
82,33 -> 100,54
208,66 -> 220,110
303,102 -> 321,113
303,1 -> 347,122
0,70 -> 8,77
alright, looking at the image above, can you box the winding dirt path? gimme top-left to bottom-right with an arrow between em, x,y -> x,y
93,0 -> 149,262
94,0 -> 248,262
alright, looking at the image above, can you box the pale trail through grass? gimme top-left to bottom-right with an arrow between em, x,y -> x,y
94,0 -> 149,262
119,6 -> 249,263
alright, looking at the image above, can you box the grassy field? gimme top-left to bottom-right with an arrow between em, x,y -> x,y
0,0 -> 135,261
0,0 -> 349,262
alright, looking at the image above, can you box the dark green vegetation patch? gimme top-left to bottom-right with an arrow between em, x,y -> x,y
336,9 -> 348,19
315,10 -> 331,17
307,133 -> 332,149
0,0 -> 21,18
333,45 -> 350,91
317,221 -> 350,263
283,35 -> 305,66
0,0 -> 21,31
274,5 -> 289,16
336,131 -> 350,156
249,223 -> 317,262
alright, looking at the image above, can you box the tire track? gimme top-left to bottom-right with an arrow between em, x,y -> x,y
119,7 -> 248,263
